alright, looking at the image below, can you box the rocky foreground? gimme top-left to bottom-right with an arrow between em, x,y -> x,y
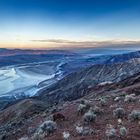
0,71 -> 140,140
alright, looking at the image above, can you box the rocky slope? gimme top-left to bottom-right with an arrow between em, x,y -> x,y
0,56 -> 140,139
0,68 -> 140,140
87,50 -> 140,64
36,58 -> 140,105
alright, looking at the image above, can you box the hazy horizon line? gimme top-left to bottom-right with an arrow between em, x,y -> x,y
0,39 -> 140,50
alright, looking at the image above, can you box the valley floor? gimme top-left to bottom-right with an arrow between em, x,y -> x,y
0,61 -> 64,98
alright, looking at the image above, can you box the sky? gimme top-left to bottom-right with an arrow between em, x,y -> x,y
0,0 -> 140,49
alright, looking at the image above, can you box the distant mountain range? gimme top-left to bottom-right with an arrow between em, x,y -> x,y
0,48 -> 77,67
0,48 -> 77,56
1,48 -> 140,68
86,50 -> 140,64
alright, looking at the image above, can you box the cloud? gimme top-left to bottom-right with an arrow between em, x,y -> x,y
1,39 -> 140,50
31,39 -> 140,48
31,39 -> 97,44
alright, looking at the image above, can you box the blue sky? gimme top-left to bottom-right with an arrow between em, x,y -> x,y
0,0 -> 140,49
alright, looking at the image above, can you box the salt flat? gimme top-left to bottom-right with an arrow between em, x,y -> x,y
0,62 -> 62,98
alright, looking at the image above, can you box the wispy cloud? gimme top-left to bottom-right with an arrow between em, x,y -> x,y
31,39 -> 98,44
31,39 -> 140,49
1,39 -> 140,50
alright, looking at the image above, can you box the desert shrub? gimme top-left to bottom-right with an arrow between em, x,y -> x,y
117,119 -> 123,125
40,120 -> 56,134
76,126 -> 94,136
63,131 -> 70,140
113,108 -> 125,119
38,120 -> 57,135
124,94 -> 136,102
77,103 -> 89,115
31,133 -> 45,140
83,110 -> 96,123
31,120 -> 56,140
82,127 -> 94,136
105,125 -> 117,138
18,137 -> 29,140
128,110 -> 140,122
76,126 -> 84,135
100,98 -> 107,106
114,96 -> 123,102
120,126 -> 127,136
89,106 -> 103,115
